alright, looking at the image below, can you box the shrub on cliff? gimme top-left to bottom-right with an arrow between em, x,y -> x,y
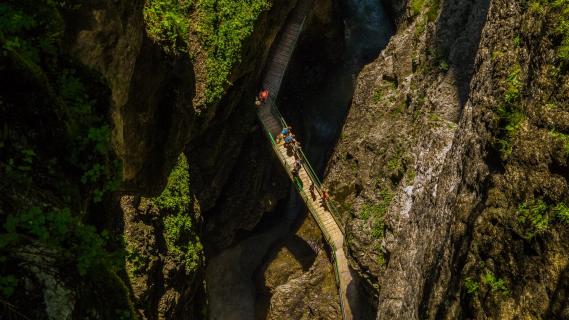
155,154 -> 203,274
143,0 -> 271,107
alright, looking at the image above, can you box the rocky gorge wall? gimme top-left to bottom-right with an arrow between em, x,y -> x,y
1,0 -> 298,318
97,0 -> 299,318
325,0 -> 568,319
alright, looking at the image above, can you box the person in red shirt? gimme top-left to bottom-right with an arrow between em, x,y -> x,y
321,189 -> 330,206
259,88 -> 269,102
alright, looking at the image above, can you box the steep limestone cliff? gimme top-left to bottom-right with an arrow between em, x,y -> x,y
325,0 -> 568,318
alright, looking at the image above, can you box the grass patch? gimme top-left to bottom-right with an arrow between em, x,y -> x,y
415,18 -> 428,39
377,252 -> 386,267
492,50 -> 504,60
406,168 -> 417,182
438,59 -> 449,72
497,106 -> 525,157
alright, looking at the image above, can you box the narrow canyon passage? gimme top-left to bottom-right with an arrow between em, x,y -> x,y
206,1 -> 393,319
4,0 -> 568,319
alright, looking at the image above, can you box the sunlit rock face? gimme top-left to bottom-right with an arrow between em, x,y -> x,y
325,0 -> 569,319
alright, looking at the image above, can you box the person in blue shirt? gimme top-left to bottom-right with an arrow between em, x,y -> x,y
281,126 -> 291,136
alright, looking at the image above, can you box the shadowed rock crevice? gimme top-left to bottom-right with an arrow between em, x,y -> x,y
433,0 -> 491,107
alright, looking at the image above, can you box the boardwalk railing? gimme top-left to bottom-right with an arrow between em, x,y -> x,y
264,98 -> 344,233
257,101 -> 349,320
255,0 -> 353,318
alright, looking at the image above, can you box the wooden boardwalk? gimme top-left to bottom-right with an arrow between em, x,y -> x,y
256,1 -> 354,319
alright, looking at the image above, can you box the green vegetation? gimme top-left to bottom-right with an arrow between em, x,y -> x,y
464,277 -> 480,295
517,199 -> 549,238
0,1 -> 121,205
360,188 -> 393,239
143,0 -> 271,107
481,272 -> 510,296
155,154 -> 203,274
410,0 -> 441,21
426,0 -> 441,22
372,79 -> 397,104
549,129 -> 569,156
144,0 -> 193,54
196,0 -> 270,105
387,157 -> 401,171
406,168 -> 417,182
411,0 -> 426,16
515,199 -> 569,238
497,64 -> 526,157
438,59 -> 449,72
553,203 -> 569,224
125,245 -> 147,277
1,207 -> 121,277
414,18 -> 428,39
504,64 -> 522,103
372,88 -> 383,103
376,251 -> 386,267
527,0 -> 569,64
514,34 -> 522,47
0,1 -> 133,316
428,112 -> 442,122
426,47 -> 451,74
492,50 -> 504,60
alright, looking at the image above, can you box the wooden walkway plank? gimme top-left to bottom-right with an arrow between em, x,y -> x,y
255,0 -> 354,319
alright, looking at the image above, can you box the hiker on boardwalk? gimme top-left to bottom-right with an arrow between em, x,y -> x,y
284,134 -> 295,145
321,188 -> 330,207
309,182 -> 317,200
284,134 -> 296,156
293,141 -> 301,158
259,88 -> 270,103
281,126 -> 291,136
293,158 -> 302,173
291,159 -> 300,177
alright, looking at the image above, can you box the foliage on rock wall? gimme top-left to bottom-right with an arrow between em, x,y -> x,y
0,0 -> 133,318
461,0 -> 569,316
144,0 -> 193,54
143,0 -> 271,106
125,154 -> 202,278
154,153 -> 203,274
194,0 -> 271,105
